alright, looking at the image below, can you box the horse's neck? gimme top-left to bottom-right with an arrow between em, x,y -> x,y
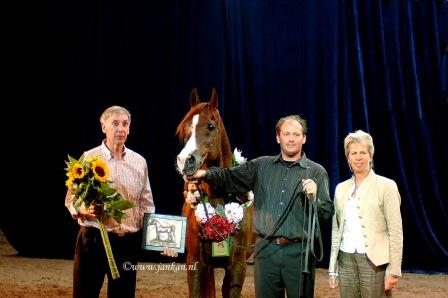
199,159 -> 229,207
219,124 -> 233,168
198,177 -> 214,197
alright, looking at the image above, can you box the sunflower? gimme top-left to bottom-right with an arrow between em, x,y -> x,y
91,158 -> 109,182
65,176 -> 74,188
70,163 -> 86,179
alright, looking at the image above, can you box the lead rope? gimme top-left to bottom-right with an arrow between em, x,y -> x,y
300,169 -> 324,297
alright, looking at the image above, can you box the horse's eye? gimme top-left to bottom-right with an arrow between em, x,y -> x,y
207,122 -> 216,131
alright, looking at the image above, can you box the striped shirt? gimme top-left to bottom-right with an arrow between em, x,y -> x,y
205,153 -> 333,240
65,142 -> 155,234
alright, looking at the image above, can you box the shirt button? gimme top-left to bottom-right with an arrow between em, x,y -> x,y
282,190 -> 285,193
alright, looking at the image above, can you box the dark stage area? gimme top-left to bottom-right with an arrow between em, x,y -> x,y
4,0 -> 448,274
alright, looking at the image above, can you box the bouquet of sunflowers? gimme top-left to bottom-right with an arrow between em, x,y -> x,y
65,154 -> 134,223
65,154 -> 134,279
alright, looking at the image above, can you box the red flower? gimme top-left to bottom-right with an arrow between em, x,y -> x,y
204,215 -> 236,241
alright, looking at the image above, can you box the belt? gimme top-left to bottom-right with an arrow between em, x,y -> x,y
258,234 -> 300,245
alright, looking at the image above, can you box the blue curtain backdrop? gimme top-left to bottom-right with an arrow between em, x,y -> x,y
4,0 -> 447,272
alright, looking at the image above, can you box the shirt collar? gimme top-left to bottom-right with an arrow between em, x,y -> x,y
100,140 -> 127,160
273,152 -> 309,169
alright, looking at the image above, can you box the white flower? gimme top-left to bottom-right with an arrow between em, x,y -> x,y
232,148 -> 254,208
224,202 -> 244,224
185,190 -> 200,204
194,202 -> 216,223
233,148 -> 247,165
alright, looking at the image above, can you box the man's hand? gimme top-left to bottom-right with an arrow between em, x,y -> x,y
302,179 -> 317,200
77,204 -> 102,221
183,169 -> 206,181
160,245 -> 178,257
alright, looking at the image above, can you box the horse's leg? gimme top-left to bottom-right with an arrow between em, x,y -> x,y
200,258 -> 216,298
183,204 -> 216,298
221,238 -> 249,297
222,250 -> 247,298
183,204 -> 201,297
186,239 -> 216,298
222,206 -> 254,298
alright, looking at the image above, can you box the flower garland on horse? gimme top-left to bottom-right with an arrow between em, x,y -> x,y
185,148 -> 254,243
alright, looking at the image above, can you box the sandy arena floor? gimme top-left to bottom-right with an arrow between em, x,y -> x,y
0,230 -> 447,297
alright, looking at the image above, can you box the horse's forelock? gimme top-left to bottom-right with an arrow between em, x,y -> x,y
204,104 -> 222,125
176,103 -> 207,143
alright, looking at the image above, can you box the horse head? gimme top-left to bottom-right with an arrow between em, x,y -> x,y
176,88 -> 232,176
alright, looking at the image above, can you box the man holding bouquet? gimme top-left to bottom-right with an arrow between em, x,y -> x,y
65,105 -> 155,298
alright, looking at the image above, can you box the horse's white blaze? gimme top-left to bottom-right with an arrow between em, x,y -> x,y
177,114 -> 199,172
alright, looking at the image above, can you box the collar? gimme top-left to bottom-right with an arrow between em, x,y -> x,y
273,152 -> 310,169
350,169 -> 375,189
100,140 -> 127,160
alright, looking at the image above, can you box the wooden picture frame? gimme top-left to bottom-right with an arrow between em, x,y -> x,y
142,213 -> 187,253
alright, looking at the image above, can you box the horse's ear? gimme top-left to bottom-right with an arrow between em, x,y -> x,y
209,88 -> 218,108
190,88 -> 200,107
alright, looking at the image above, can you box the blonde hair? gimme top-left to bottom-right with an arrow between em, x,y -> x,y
344,130 -> 374,168
100,106 -> 131,126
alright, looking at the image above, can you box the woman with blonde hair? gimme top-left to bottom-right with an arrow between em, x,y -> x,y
328,130 -> 403,297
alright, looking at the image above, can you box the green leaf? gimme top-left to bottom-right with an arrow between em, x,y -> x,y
215,204 -> 225,216
98,183 -> 118,197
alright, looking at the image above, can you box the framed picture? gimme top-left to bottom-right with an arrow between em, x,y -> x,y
142,213 -> 187,253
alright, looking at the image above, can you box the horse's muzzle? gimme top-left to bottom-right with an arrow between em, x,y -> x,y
183,154 -> 201,176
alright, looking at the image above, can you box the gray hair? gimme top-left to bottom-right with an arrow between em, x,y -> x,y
275,115 -> 308,135
100,106 -> 131,126
344,130 -> 374,168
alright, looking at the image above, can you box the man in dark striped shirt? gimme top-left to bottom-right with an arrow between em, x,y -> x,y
188,115 -> 334,298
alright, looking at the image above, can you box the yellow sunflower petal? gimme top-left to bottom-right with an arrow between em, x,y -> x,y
65,177 -> 74,188
92,158 -> 109,182
71,163 -> 86,179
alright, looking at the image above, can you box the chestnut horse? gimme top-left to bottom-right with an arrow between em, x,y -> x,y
176,88 -> 254,298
